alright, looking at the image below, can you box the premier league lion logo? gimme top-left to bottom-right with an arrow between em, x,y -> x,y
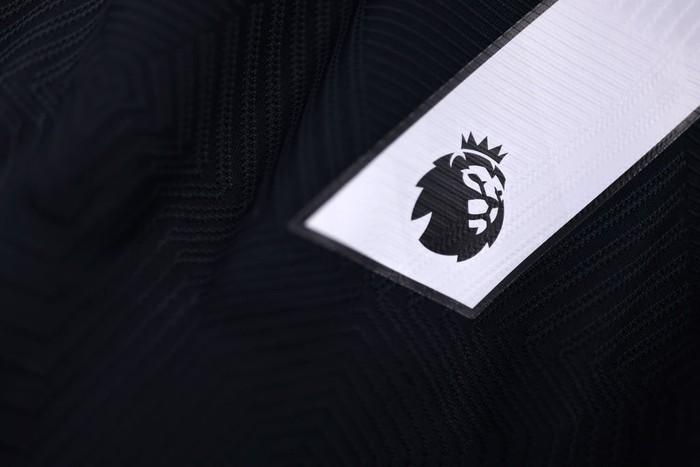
411,133 -> 507,261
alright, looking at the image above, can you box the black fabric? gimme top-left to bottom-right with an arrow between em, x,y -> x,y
0,0 -> 698,465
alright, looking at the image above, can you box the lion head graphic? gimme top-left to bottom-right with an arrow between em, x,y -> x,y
411,133 -> 507,261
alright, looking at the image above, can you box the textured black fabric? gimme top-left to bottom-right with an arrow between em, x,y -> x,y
0,0 -> 698,465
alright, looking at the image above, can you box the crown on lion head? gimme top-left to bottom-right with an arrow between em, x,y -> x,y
461,132 -> 507,164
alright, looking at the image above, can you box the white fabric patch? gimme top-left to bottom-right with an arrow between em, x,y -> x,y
298,0 -> 700,317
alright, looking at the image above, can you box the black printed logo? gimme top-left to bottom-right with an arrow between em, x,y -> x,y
412,133 -> 507,261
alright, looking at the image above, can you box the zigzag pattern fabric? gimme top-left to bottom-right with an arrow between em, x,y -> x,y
0,0 -> 698,465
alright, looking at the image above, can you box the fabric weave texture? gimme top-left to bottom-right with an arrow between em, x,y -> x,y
0,0 -> 698,465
